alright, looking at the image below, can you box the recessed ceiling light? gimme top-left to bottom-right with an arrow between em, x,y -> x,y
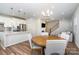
18,9 -> 23,12
10,8 -> 13,10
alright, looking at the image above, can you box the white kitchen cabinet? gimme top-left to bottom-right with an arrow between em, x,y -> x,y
0,32 -> 30,49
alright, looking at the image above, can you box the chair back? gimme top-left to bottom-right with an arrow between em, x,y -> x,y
60,33 -> 66,38
45,40 -> 67,55
60,33 -> 69,42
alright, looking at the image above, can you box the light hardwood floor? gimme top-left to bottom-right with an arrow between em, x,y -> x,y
0,41 -> 31,55
0,41 -> 79,55
65,42 -> 79,55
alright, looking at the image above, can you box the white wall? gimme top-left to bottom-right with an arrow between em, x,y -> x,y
26,18 -> 72,36
73,6 -> 79,48
0,15 -> 26,28
26,18 -> 42,36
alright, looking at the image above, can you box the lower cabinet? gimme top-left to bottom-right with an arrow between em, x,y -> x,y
0,32 -> 30,49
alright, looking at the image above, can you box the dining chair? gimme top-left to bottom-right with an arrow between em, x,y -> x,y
58,32 -> 70,40
28,33 -> 42,54
45,40 -> 67,55
60,33 -> 70,46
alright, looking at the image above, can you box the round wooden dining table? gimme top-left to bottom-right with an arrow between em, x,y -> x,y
32,35 -> 64,54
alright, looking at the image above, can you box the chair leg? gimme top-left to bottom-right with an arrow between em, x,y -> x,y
40,48 -> 43,55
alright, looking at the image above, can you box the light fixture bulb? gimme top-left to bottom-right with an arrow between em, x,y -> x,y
41,11 -> 45,16
47,9 -> 50,14
50,11 -> 53,15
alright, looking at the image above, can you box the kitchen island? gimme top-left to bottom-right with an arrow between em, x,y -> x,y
0,31 -> 30,49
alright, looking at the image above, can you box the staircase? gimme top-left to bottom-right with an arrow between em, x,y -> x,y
46,20 -> 59,35
49,22 -> 59,35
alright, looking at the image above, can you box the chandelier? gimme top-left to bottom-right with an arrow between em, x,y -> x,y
41,9 -> 53,16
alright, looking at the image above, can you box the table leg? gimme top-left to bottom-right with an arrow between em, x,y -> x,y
42,47 -> 45,55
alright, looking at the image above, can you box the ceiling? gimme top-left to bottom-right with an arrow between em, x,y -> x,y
0,3 -> 78,19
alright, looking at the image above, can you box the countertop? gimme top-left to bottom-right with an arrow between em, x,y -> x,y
1,31 -> 30,35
